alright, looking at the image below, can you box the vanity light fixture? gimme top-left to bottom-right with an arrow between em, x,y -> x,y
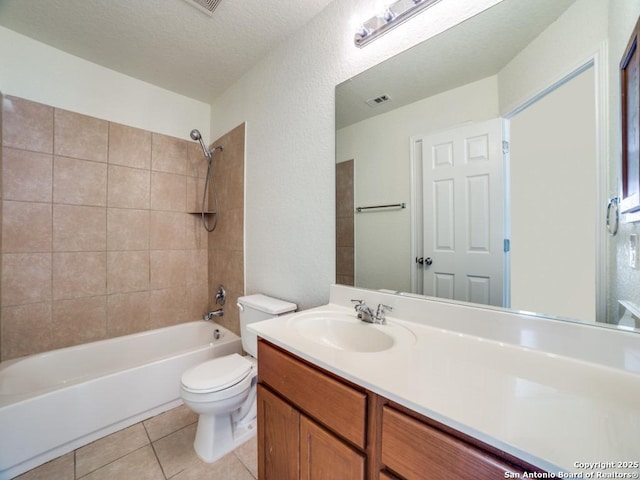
355,0 -> 443,48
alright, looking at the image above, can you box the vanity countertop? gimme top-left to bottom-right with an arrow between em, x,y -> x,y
248,285 -> 640,476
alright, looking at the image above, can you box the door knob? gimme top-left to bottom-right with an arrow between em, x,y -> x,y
425,257 -> 433,266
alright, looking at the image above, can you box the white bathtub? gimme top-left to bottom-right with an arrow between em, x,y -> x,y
0,321 -> 242,480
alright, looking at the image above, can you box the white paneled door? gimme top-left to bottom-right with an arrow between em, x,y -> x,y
418,119 -> 504,306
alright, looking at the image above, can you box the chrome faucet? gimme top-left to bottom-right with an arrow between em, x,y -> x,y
350,300 -> 392,325
203,309 -> 224,321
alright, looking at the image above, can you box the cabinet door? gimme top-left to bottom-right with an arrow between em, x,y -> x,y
300,415 -> 365,480
258,385 -> 300,480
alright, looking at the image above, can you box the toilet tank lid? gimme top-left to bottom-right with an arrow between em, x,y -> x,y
237,294 -> 297,314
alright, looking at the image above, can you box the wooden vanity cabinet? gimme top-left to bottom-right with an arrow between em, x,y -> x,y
257,340 -> 367,479
257,339 -> 543,480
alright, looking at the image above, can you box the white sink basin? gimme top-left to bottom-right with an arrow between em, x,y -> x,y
287,310 -> 415,352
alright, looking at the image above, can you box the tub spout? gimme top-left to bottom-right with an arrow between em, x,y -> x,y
203,309 -> 223,321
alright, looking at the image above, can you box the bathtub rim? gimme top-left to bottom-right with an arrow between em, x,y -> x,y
0,320 -> 238,404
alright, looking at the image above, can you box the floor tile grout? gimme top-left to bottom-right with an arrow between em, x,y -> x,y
17,405 -> 257,480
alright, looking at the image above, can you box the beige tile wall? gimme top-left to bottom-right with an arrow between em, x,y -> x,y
208,124 -> 245,336
0,95 -> 245,361
336,160 -> 354,286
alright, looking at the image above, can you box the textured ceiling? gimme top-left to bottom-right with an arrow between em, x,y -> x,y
0,0 -> 335,103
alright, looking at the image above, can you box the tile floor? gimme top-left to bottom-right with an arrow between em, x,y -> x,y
15,405 -> 257,480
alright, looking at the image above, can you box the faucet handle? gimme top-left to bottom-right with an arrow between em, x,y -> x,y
351,299 -> 373,321
351,299 -> 365,312
376,304 -> 392,321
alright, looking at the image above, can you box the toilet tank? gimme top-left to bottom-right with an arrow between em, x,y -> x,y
237,294 -> 297,357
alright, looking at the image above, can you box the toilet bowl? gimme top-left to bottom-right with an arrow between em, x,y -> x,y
180,294 -> 296,463
180,354 -> 257,462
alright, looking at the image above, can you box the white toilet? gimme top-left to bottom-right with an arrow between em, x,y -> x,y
180,294 -> 297,463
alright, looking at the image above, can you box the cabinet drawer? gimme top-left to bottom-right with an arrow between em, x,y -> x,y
381,407 -> 524,479
258,340 -> 367,448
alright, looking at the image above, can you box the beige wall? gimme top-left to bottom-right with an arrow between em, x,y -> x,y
0,95 -> 216,361
0,26 -> 210,140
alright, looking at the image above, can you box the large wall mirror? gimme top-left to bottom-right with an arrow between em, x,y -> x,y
336,0 -> 639,332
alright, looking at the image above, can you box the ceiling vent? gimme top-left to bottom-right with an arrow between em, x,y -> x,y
183,0 -> 222,16
366,94 -> 392,108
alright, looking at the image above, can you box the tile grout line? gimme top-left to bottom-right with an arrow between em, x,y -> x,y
233,449 -> 258,480
141,419 -> 169,480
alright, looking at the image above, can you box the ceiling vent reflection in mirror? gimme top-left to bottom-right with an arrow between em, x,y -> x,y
183,0 -> 222,16
366,94 -> 392,108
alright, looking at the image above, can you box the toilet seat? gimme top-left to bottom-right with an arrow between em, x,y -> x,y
181,354 -> 253,394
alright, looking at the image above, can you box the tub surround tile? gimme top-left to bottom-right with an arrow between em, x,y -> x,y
2,147 -> 53,202
107,250 -> 150,294
53,252 -> 107,300
1,98 -> 246,362
2,201 -> 52,253
151,133 -> 187,175
185,213 -> 207,250
187,281 -> 209,321
107,164 -> 150,209
106,208 -> 149,251
215,162 -> 244,212
149,287 -> 188,328
54,109 -> 108,163
214,207 -> 243,250
53,204 -> 106,252
214,123 -> 245,211
1,253 -> 52,306
187,142 -> 207,178
143,404 -> 198,443
0,302 -> 52,360
150,250 -> 187,290
207,123 -> 246,337
14,452 -> 74,480
75,424 -> 150,478
150,211 -> 185,250
108,123 -> 151,170
186,176 -> 207,214
106,291 -> 151,337
52,296 -> 107,349
187,249 -> 208,287
53,156 -> 108,207
79,445 -> 164,480
150,171 -> 187,212
2,96 -> 53,154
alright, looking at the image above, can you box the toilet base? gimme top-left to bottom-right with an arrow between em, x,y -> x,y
193,410 -> 257,464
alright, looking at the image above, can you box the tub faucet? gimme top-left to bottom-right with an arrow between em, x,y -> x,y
350,300 -> 392,325
203,309 -> 224,321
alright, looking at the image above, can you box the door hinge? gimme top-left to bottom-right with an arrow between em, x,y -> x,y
502,140 -> 509,154
504,239 -> 510,252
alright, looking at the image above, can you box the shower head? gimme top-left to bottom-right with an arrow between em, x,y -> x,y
190,129 -> 224,160
190,129 -> 211,159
